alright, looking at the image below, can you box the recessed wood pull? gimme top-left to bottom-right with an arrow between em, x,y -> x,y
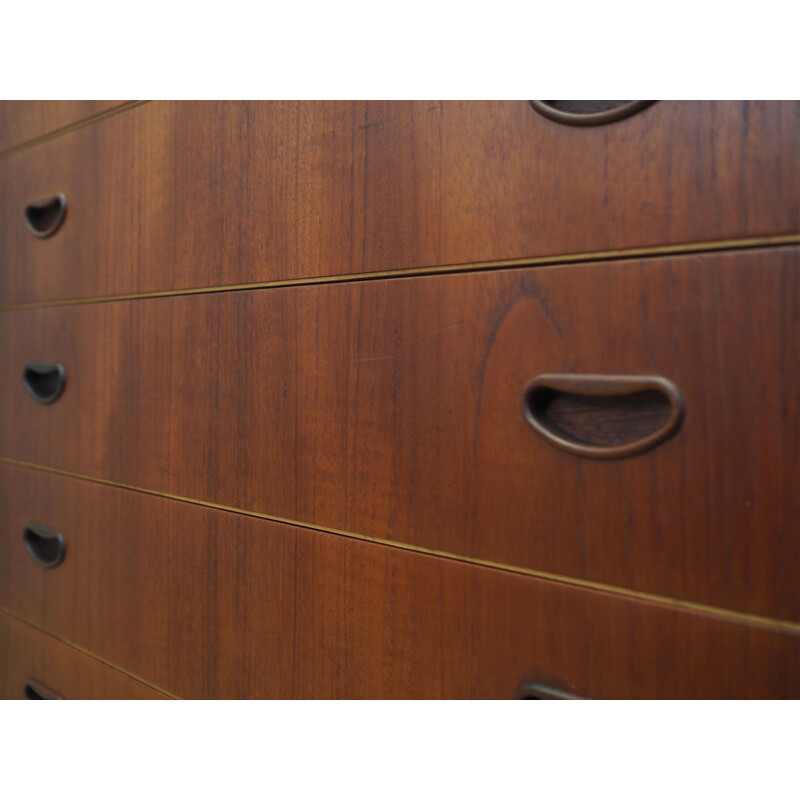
24,193 -> 68,238
516,682 -> 583,699
23,361 -> 66,404
523,374 -> 684,459
530,101 -> 655,126
23,522 -> 66,569
24,679 -> 63,700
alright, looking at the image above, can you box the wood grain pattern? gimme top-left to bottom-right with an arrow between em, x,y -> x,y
0,101 -> 797,305
0,463 -> 796,699
1,249 -> 797,620
0,610 -> 168,699
0,101 -> 128,155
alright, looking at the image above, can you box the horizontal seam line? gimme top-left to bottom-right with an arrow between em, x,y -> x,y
1,456 -> 797,635
0,605 -> 179,699
1,233 -> 798,311
0,101 -> 150,160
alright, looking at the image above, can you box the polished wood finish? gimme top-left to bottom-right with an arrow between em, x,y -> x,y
0,610 -> 167,699
2,100 -> 797,701
0,101 -> 797,305
1,248 -> 797,621
0,463 -> 796,699
0,101 -> 127,154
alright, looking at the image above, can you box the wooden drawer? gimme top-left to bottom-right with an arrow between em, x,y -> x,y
0,463 -> 796,699
2,247 -> 797,618
1,248 -> 797,621
0,101 -> 130,155
0,610 -> 167,699
0,101 -> 797,306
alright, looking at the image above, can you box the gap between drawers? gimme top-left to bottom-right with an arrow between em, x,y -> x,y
1,233 -> 798,312
1,456 -> 798,636
0,605 -> 179,699
0,101 -> 151,160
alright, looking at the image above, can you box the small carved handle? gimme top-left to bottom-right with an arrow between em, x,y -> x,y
23,362 -> 66,404
23,522 -> 66,569
24,193 -> 68,238
530,101 -> 655,126
524,374 -> 684,459
517,682 -> 583,699
25,679 -> 63,700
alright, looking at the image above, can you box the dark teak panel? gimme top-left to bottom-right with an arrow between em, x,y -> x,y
2,100 -> 796,701
1,249 -> 797,620
0,101 -> 797,304
0,464 -> 796,699
0,611 -> 167,700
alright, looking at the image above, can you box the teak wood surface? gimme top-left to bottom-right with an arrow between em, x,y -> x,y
1,248 -> 797,622
0,101 -> 128,156
0,610 -> 168,699
0,100 -> 797,305
0,463 -> 796,700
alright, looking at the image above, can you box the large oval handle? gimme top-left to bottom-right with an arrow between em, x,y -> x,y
516,682 -> 583,700
523,374 -> 684,459
530,100 -> 655,126
24,679 -> 63,700
23,522 -> 66,569
23,362 -> 66,404
24,193 -> 68,238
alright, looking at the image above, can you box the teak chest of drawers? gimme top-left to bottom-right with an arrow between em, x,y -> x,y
1,100 -> 798,699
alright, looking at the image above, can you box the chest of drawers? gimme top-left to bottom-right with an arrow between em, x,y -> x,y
1,100 -> 798,698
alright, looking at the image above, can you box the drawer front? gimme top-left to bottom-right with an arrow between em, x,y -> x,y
0,610 -> 167,699
1,248 -> 797,620
1,101 -> 797,306
0,101 -> 129,154
0,464 -> 796,699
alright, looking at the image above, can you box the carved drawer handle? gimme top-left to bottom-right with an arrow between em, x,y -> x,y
23,362 -> 66,404
517,682 -> 584,699
24,193 -> 68,238
530,100 -> 655,126
523,374 -> 684,459
24,679 -> 63,700
23,522 -> 66,569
